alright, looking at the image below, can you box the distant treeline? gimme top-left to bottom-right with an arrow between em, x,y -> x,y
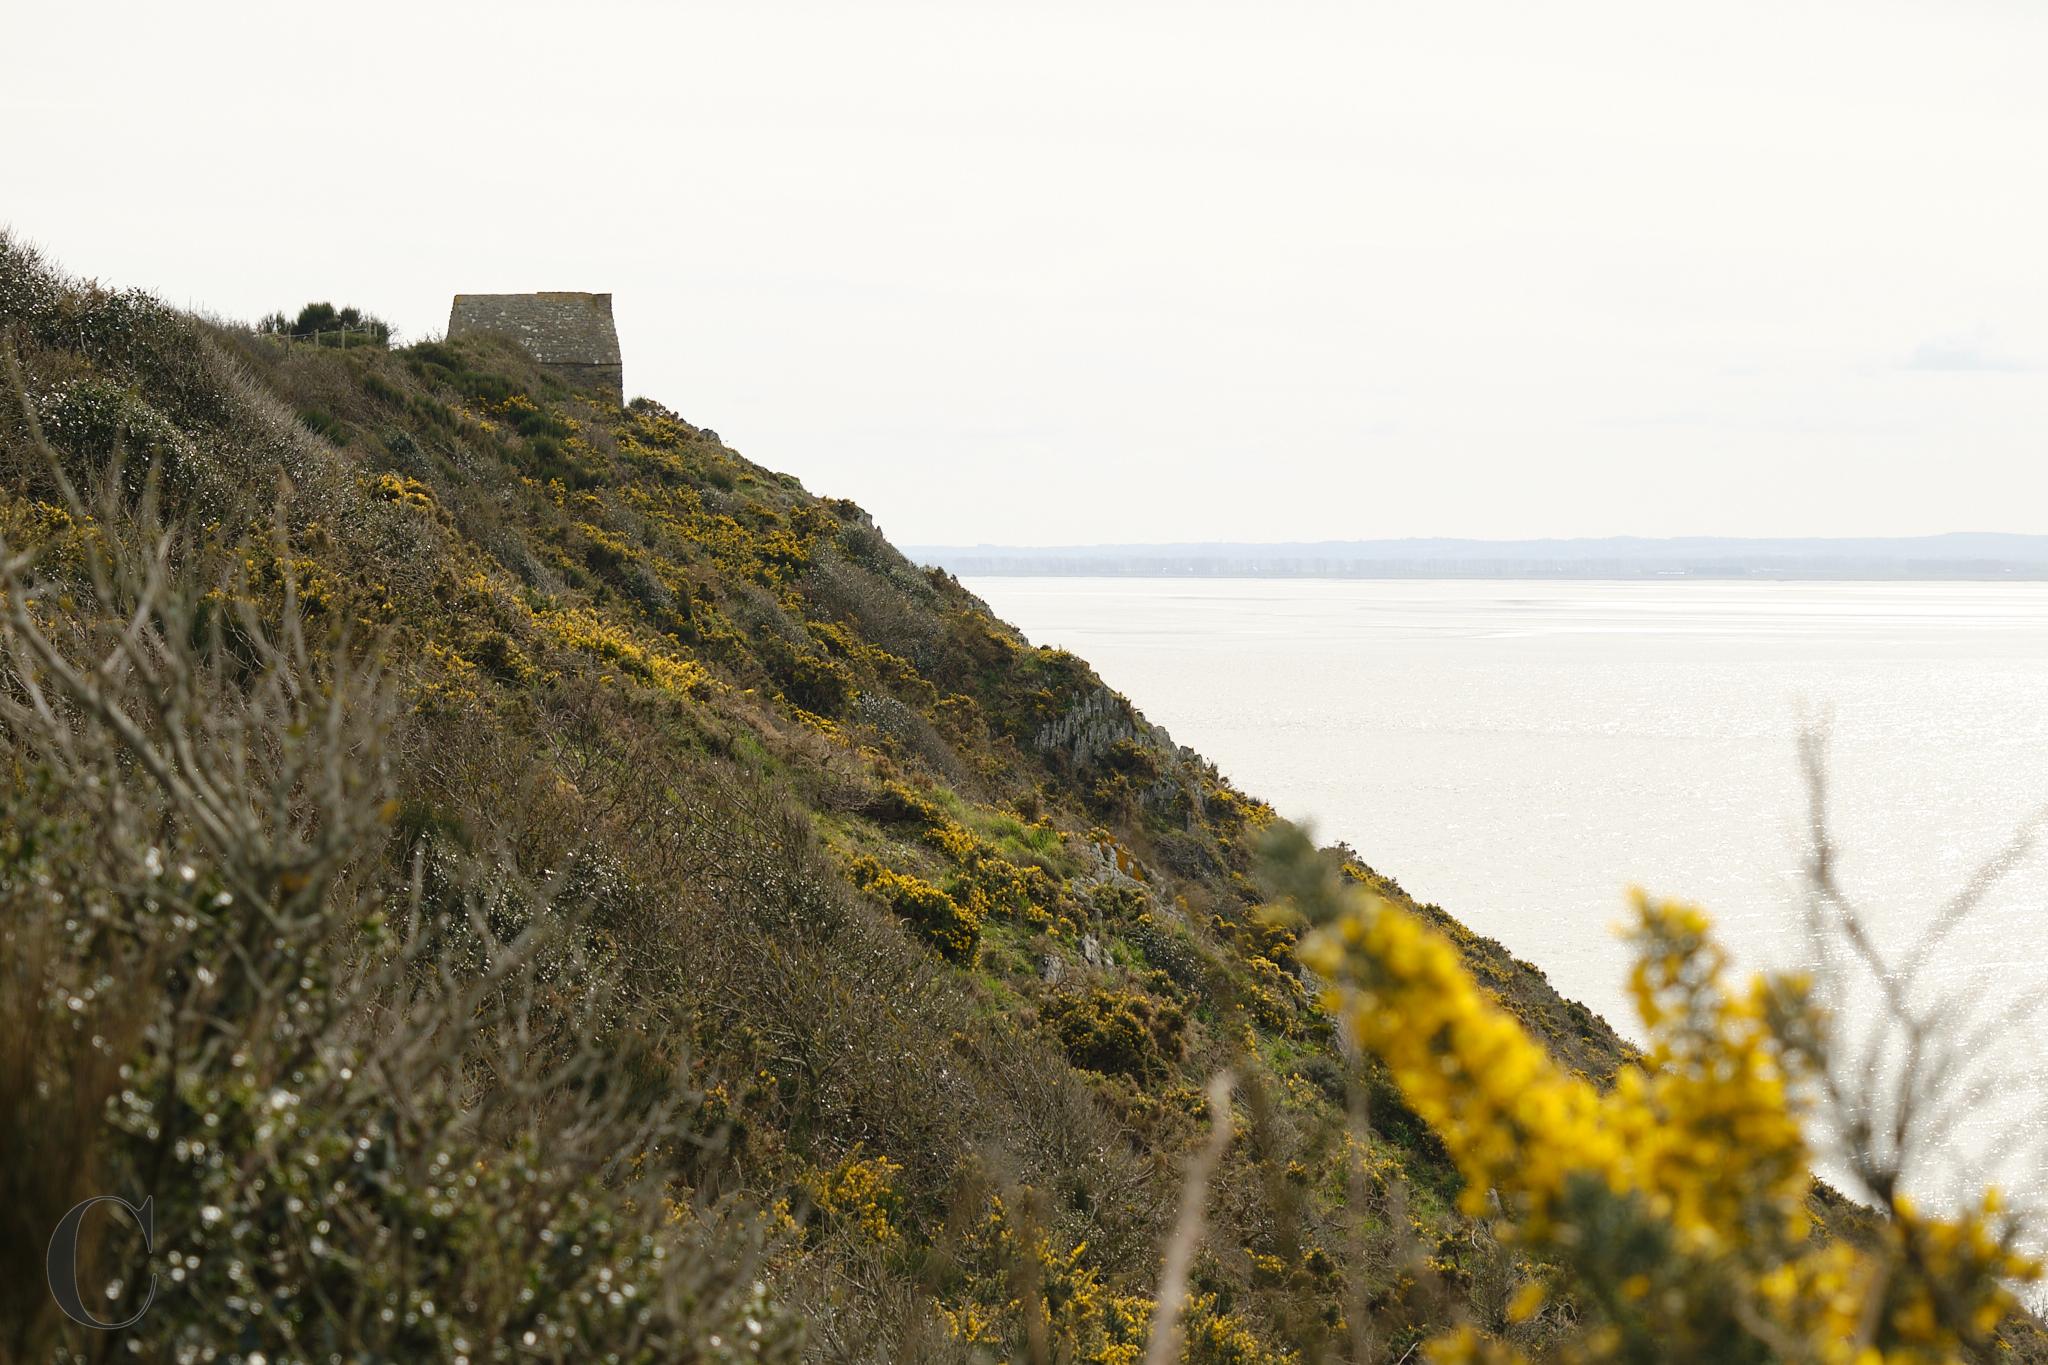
910,532 -> 2048,579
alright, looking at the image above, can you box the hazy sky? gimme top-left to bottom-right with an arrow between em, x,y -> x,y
9,1 -> 2047,546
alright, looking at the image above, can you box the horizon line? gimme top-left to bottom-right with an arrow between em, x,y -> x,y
906,530 -> 2048,553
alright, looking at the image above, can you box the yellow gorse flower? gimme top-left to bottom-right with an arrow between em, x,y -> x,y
803,1151 -> 905,1249
1284,841 -> 2039,1363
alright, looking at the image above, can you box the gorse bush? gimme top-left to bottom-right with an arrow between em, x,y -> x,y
1043,985 -> 1188,1082
844,853 -> 981,962
1267,823 -> 2040,1362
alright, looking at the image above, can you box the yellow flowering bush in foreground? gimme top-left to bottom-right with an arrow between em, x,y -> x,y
1267,827 -> 2038,1363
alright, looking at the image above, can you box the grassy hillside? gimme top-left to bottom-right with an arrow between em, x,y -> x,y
0,236 -> 1651,1361
5,238 -> 2014,1364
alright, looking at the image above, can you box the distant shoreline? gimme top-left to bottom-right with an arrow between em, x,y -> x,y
909,533 -> 2048,581
935,567 -> 2048,581
943,572 -> 2048,582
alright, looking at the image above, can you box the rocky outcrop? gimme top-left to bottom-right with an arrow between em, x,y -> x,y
1036,686 -> 1205,825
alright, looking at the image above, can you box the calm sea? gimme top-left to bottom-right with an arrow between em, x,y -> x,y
966,577 -> 2048,1209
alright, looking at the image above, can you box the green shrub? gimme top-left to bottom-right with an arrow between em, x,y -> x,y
1041,985 -> 1186,1082
259,300 -> 392,347
780,647 -> 857,715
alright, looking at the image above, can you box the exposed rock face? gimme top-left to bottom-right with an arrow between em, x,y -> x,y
1035,686 -> 1144,770
1080,837 -> 1147,894
1036,685 -> 1204,823
447,292 -> 623,405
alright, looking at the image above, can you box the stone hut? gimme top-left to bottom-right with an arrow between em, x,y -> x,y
446,292 -> 623,405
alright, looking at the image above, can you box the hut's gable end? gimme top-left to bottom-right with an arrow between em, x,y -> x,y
447,292 -> 623,405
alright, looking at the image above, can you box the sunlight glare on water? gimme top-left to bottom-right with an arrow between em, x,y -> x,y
965,577 -> 2048,1209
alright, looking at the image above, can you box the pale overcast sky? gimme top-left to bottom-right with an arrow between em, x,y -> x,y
8,1 -> 2047,545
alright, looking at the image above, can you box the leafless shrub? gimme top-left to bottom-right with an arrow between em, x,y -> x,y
852,690 -> 970,786
804,551 -> 944,672
1796,720 -> 2048,1271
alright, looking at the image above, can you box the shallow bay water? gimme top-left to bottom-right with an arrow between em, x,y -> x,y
965,577 -> 2048,1209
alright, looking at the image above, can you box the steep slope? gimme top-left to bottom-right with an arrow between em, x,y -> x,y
0,237 -> 1648,1360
